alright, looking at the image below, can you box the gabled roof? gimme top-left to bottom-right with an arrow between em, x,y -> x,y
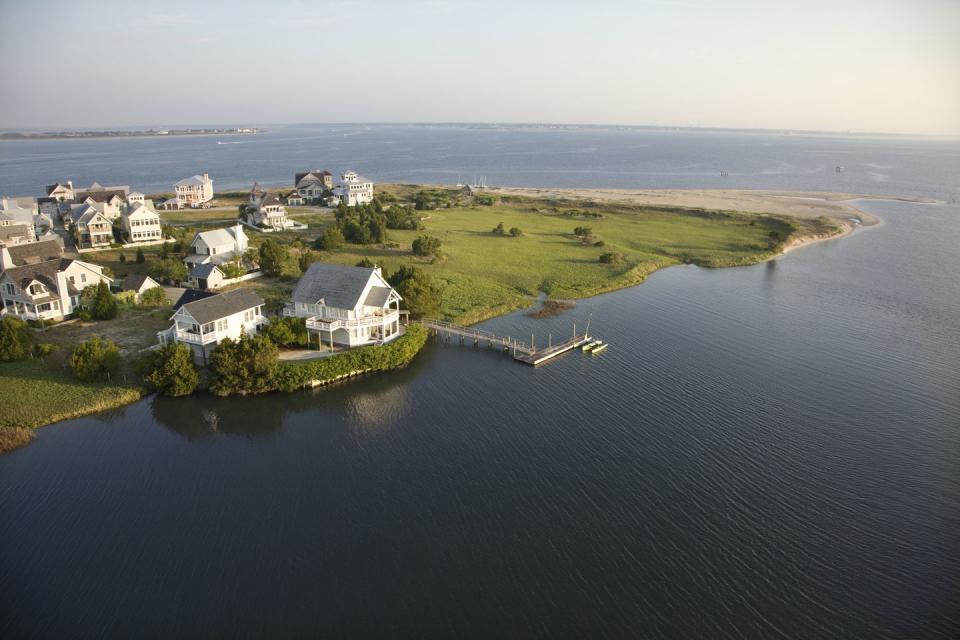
123,201 -> 159,219
0,224 -> 32,242
122,273 -> 160,292
193,226 -> 243,249
293,262 -> 380,310
45,182 -> 72,196
259,193 -> 282,207
172,289 -> 217,310
3,238 -> 63,266
0,258 -> 94,296
189,263 -> 223,279
176,174 -> 211,187
76,189 -> 125,203
179,288 -> 263,325
363,286 -> 395,308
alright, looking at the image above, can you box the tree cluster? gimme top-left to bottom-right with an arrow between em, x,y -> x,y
70,336 -> 121,381
412,235 -> 442,258
387,266 -> 442,319
0,317 -> 31,361
209,333 -> 278,396
143,342 -> 198,396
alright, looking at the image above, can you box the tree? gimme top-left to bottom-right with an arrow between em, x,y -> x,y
91,281 -> 118,320
342,219 -> 370,244
135,247 -> 146,263
209,333 -> 279,396
118,253 -> 126,263
509,227 -> 522,237
412,235 -> 442,257
599,252 -> 625,264
298,251 -> 319,273
492,222 -> 506,235
0,317 -> 31,361
315,225 -> 344,251
144,343 -> 198,396
149,258 -> 188,284
70,336 -> 121,381
414,192 -> 433,211
389,266 -> 442,319
573,226 -> 592,237
221,261 -> 245,279
263,316 -> 308,348
140,286 -> 169,307
367,218 -> 386,244
258,239 -> 289,277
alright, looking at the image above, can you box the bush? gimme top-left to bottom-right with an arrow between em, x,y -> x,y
149,258 -> 188,284
118,253 -> 126,263
298,251 -> 320,273
274,325 -> 428,392
492,222 -> 506,235
355,258 -> 375,268
594,240 -> 605,247
135,247 -> 146,263
509,227 -> 522,237
209,333 -> 278,396
599,252 -> 625,265
315,225 -> 344,251
258,239 -> 289,277
263,316 -> 308,348
144,343 -> 198,397
32,342 -> 58,358
388,266 -> 441,319
70,337 -> 121,381
140,286 -> 169,307
412,235 -> 442,257
0,317 -> 31,361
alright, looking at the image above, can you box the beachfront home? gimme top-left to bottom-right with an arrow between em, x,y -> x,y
45,181 -> 74,201
121,274 -> 162,302
294,170 -> 333,201
246,182 -> 290,230
174,173 -> 214,208
333,170 -> 374,207
1,257 -> 111,322
184,224 -> 248,268
286,263 -> 404,348
66,203 -> 114,249
74,183 -> 130,220
188,263 -> 226,290
158,288 -> 267,363
121,202 -> 163,243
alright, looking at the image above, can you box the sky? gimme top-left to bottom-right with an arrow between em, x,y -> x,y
0,0 -> 958,135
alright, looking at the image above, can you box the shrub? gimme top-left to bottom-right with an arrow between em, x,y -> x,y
209,333 -> 278,396
70,337 -> 121,381
33,342 -> 58,358
135,247 -> 146,263
149,258 -> 188,284
574,226 -> 593,237
140,286 -> 169,307
298,251 -> 320,273
356,258 -> 375,268
118,253 -> 126,263
509,227 -> 522,237
144,343 -> 198,397
599,252 -> 625,265
594,240 -> 605,247
258,239 -> 289,277
263,316 -> 309,348
492,222 -> 506,235
0,317 -> 31,361
412,235 -> 442,257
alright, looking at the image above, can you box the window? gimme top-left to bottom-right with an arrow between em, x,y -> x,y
3,283 -> 15,295
217,319 -> 228,332
80,273 -> 87,283
29,283 -> 44,295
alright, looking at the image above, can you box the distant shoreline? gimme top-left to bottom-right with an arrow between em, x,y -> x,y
0,128 -> 263,141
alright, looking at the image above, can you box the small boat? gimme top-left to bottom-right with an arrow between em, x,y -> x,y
591,342 -> 608,353
582,340 -> 600,352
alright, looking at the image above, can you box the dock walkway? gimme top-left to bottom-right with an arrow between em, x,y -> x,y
417,320 -> 597,366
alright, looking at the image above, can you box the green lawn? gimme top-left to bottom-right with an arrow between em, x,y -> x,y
300,202 -> 801,323
0,359 -> 143,432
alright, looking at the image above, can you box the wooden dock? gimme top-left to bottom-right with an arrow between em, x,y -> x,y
418,320 -> 597,367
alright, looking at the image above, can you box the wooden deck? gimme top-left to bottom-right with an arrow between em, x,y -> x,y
418,320 -> 597,367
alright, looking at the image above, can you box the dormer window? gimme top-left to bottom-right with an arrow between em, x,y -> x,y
29,283 -> 45,295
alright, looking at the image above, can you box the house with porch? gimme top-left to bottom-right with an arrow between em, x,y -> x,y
158,288 -> 267,364
45,181 -> 75,202
1,257 -> 111,322
121,202 -> 163,243
286,263 -> 405,348
294,170 -> 332,201
66,203 -> 114,249
184,224 -> 248,268
174,173 -> 214,208
246,183 -> 291,230
333,170 -> 374,206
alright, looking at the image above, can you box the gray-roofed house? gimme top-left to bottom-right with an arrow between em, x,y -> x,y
246,183 -> 291,230
121,274 -> 162,301
184,224 -> 249,267
158,288 -> 267,363
188,263 -> 225,290
174,173 -> 214,208
66,203 -> 113,249
0,238 -> 64,269
1,257 -> 111,322
0,224 -> 34,247
286,263 -> 404,348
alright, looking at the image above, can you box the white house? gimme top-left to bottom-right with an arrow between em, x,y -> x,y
44,181 -> 74,202
74,183 -> 130,220
333,170 -> 374,206
184,224 -> 248,267
286,263 -> 404,348
1,257 -> 111,322
286,191 -> 305,207
121,202 -> 162,243
158,288 -> 267,363
121,274 -> 163,302
175,173 -> 214,208
246,183 -> 291,230
188,263 -> 225,290
126,191 -> 145,208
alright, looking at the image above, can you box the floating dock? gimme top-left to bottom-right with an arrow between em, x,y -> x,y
513,335 -> 592,366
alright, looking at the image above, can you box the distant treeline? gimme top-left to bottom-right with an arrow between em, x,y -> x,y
0,128 -> 262,140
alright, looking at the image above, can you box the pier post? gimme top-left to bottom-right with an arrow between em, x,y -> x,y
549,333 -> 552,348
531,333 -> 535,354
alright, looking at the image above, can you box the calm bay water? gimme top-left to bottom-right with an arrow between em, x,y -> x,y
0,127 -> 958,638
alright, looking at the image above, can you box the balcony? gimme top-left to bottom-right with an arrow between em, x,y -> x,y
174,328 -> 219,345
305,310 -> 401,333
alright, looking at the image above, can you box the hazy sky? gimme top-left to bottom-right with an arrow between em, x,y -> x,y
1,0 -> 958,135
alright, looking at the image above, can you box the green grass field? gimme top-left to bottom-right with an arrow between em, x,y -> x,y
299,202 -> 805,322
0,359 -> 143,433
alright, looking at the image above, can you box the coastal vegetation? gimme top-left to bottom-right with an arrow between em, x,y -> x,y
142,343 -> 199,397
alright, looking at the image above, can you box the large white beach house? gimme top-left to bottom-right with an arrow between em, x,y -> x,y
184,224 -> 248,268
333,171 -> 374,207
287,263 -> 404,348
173,173 -> 214,208
159,288 -> 267,363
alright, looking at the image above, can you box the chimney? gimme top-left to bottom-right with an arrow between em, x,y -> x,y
0,247 -> 12,270
203,173 -> 209,181
67,180 -> 73,189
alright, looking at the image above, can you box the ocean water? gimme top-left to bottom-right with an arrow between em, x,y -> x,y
0,126 -> 958,638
